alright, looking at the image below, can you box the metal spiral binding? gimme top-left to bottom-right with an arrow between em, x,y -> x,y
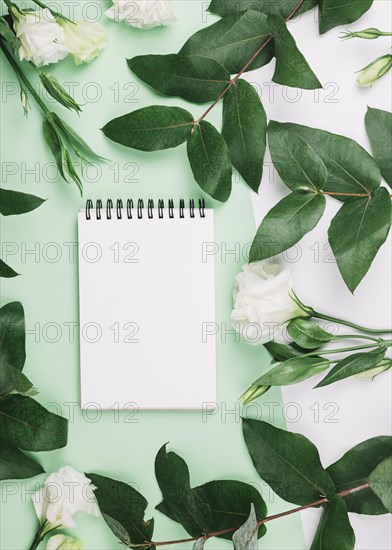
85,199 -> 206,220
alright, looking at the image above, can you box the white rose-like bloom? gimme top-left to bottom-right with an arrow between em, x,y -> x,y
106,0 -> 176,29
46,534 -> 83,550
60,20 -> 109,65
231,261 -> 310,345
33,466 -> 100,529
12,8 -> 68,67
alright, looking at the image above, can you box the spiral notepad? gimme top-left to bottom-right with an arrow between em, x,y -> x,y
78,199 -> 216,410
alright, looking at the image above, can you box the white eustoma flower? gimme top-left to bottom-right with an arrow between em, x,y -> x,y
231,261 -> 310,345
60,20 -> 108,65
46,534 -> 83,550
12,7 -> 68,67
106,0 -> 176,29
33,466 -> 100,529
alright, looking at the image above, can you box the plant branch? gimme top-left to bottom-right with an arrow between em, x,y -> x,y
334,334 -> 381,343
312,311 -> 392,335
28,533 -> 43,550
195,0 -> 307,124
319,190 -> 370,197
29,0 -> 73,22
2,0 -> 14,9
0,39 -> 50,114
29,0 -> 49,9
28,522 -> 58,550
129,483 -> 370,548
301,341 -> 392,358
0,386 -> 16,398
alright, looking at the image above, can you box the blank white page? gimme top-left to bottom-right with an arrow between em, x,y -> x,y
78,204 -> 216,409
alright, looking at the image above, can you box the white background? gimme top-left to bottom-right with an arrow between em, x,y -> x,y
248,2 -> 392,548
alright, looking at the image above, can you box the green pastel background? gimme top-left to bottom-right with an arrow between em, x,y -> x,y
0,2 -> 305,548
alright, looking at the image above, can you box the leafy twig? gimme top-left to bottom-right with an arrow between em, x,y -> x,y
0,39 -> 50,114
312,311 -> 392,335
128,483 -> 369,548
195,0 -> 307,125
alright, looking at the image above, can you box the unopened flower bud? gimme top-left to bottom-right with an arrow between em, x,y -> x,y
46,534 -> 83,550
356,54 -> 392,87
39,72 -> 81,112
356,359 -> 392,380
240,384 -> 271,405
20,89 -> 30,116
340,28 -> 391,40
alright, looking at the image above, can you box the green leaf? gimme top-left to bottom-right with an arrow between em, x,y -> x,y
0,189 -> 45,216
0,442 -> 44,481
0,362 -> 37,397
249,191 -> 326,261
327,436 -> 392,515
39,72 -> 81,112
11,367 -> 36,396
268,120 -> 327,192
155,445 -> 212,537
0,259 -> 19,278
0,302 -> 25,372
319,0 -> 373,34
187,121 -> 232,202
310,497 -> 355,550
51,113 -> 106,163
87,473 -> 154,547
103,106 -> 194,152
0,362 -> 14,397
287,319 -> 333,349
127,54 -> 230,103
63,147 -> 83,196
365,107 -> 392,188
208,0 -> 317,18
268,15 -> 322,89
232,504 -> 258,550
316,348 -> 386,388
179,11 -> 274,74
193,480 -> 267,540
242,419 -> 336,505
328,187 -> 391,292
276,122 -> 381,198
368,457 -> 392,512
0,394 -> 68,451
222,79 -> 267,191
255,356 -> 330,386
264,341 -> 303,361
0,16 -> 20,55
158,480 -> 267,540
43,117 -> 69,184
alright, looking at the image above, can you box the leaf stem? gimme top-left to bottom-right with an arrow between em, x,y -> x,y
318,190 -> 370,197
0,39 -> 50,115
29,0 -> 50,9
312,311 -> 392,335
2,0 -> 14,9
28,533 -> 43,550
28,522 -> 58,550
195,0 -> 307,124
0,386 -> 16,398
303,341 -> 392,358
129,483 -> 370,548
29,0 -> 73,21
334,334 -> 381,343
